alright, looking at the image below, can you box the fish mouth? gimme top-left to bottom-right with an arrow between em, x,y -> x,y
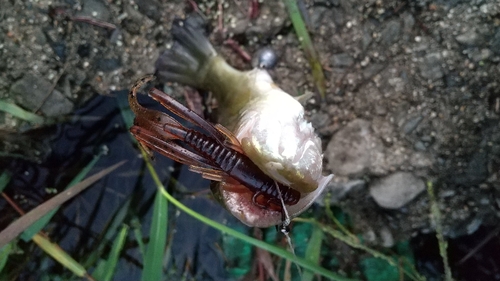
211,174 -> 334,228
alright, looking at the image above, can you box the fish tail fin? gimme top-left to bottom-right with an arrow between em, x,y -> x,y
155,16 -> 216,88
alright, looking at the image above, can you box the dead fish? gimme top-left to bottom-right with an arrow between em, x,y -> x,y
155,16 -> 333,227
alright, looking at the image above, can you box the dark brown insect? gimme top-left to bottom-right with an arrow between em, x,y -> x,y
128,75 -> 300,211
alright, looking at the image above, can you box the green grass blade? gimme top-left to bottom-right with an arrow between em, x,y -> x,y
142,189 -> 168,281
283,0 -> 326,99
131,217 -> 146,257
427,181 -> 453,281
302,225 -> 324,281
0,171 -> 11,193
120,82 -> 343,280
0,161 -> 126,248
32,234 -> 88,277
131,132 -> 351,281
158,186 -> 352,281
21,154 -> 103,241
82,197 -> 132,269
296,218 -> 426,281
119,89 -> 169,281
130,145 -> 350,281
93,225 -> 129,281
116,92 -> 135,130
0,242 -> 13,272
0,100 -> 45,124
104,198 -> 132,242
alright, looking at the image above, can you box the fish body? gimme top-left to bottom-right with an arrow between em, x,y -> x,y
155,16 -> 333,227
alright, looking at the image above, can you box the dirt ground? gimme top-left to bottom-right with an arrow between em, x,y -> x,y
1,0 -> 499,247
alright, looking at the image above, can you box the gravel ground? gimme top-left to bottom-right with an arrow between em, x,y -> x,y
1,0 -> 499,248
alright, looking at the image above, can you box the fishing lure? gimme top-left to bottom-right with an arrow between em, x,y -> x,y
150,15 -> 333,227
129,75 -> 300,215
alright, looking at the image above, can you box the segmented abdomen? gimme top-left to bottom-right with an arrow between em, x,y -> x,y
184,130 -> 300,207
185,130 -> 239,171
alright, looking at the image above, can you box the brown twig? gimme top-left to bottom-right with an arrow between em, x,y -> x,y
70,15 -> 117,30
230,0 -> 247,15
248,0 -> 260,19
457,225 -> 500,265
186,0 -> 199,12
1,192 -> 26,215
213,0 -> 226,39
50,6 -> 116,30
224,39 -> 252,62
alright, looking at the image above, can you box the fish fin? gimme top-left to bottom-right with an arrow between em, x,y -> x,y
155,16 -> 217,88
294,90 -> 314,105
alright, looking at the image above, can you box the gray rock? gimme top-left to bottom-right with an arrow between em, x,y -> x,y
315,179 -> 366,205
414,140 -> 427,151
331,53 -> 354,67
452,151 -> 488,186
369,172 -> 425,209
135,0 -> 162,22
403,13 -> 415,33
75,0 -> 111,21
10,73 -> 74,117
331,7 -> 346,26
490,28 -> 500,55
466,48 -> 492,62
362,31 -> 373,50
96,57 -> 122,72
456,29 -> 481,46
362,63 -> 385,80
410,152 -> 434,168
326,119 -> 371,177
310,7 -> 328,29
402,115 -> 423,134
380,20 -> 401,46
379,226 -> 395,248
419,53 -> 443,81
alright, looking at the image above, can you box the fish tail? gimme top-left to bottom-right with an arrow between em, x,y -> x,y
155,16 -> 216,88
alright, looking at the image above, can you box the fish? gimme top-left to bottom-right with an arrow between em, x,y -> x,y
154,15 -> 333,227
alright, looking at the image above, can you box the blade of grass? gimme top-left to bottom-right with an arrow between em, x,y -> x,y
92,225 -> 129,281
295,218 -> 426,281
82,197 -> 132,268
0,100 -> 45,124
157,187 -> 352,281
302,224 -> 324,281
141,189 -> 168,281
21,153 -> 104,241
131,217 -> 146,257
324,194 -> 358,242
116,91 -> 135,131
119,86 -> 341,279
283,0 -> 326,99
118,89 -> 169,280
0,171 -> 11,193
138,152 -> 353,281
427,181 -> 453,281
0,242 -> 13,272
0,161 -> 126,248
32,234 -> 89,278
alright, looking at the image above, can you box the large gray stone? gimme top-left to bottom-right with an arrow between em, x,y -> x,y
326,119 -> 371,177
10,73 -> 74,117
369,172 -> 425,209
